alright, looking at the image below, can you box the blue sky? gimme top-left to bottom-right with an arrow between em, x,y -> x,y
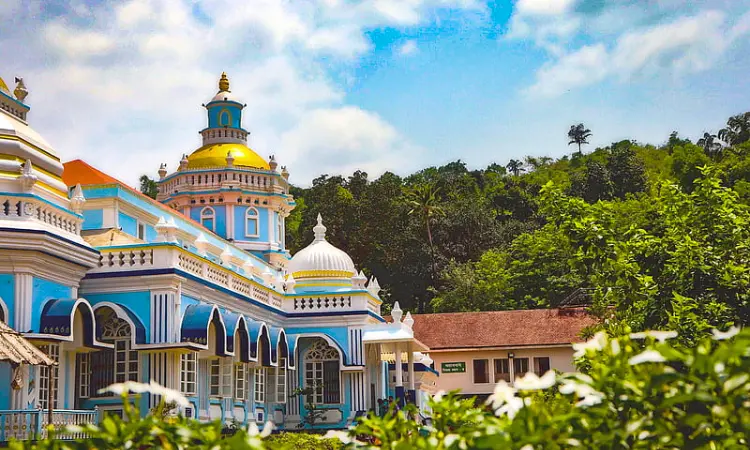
1,0 -> 749,186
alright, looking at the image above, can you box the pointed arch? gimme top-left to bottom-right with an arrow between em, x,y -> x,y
180,303 -> 228,356
37,298 -> 111,349
92,302 -> 147,347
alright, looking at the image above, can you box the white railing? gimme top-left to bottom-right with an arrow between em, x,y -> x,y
0,194 -> 82,236
92,245 -> 283,310
0,409 -> 97,441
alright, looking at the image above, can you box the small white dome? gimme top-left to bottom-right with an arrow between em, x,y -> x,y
210,90 -> 236,103
288,214 -> 356,279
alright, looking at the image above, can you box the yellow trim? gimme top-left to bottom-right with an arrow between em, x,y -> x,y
0,171 -> 68,197
294,282 -> 352,288
0,134 -> 61,162
290,270 -> 355,279
0,154 -> 64,182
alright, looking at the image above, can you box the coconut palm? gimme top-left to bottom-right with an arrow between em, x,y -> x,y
718,112 -> 750,147
506,159 -> 525,176
697,132 -> 723,158
406,183 -> 444,312
568,124 -> 593,156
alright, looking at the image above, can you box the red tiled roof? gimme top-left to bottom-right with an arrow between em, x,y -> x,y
62,159 -> 212,234
410,308 -> 597,350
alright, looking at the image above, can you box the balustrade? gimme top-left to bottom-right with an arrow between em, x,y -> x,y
0,194 -> 82,236
0,409 -> 97,441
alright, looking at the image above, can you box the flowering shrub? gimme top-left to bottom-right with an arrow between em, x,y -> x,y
12,327 -> 750,449
347,326 -> 750,449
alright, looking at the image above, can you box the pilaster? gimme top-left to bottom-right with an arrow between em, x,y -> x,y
14,273 -> 32,332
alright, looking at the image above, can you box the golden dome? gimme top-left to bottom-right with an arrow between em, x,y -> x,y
186,143 -> 270,170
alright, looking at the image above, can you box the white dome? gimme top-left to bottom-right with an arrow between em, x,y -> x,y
210,90 -> 237,103
287,214 -> 356,279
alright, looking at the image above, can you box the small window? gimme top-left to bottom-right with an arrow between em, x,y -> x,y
513,358 -> 529,380
220,110 -> 231,126
78,353 -> 91,399
180,353 -> 197,396
200,207 -> 215,231
493,358 -> 510,383
137,223 -> 146,241
210,359 -> 221,397
254,368 -> 266,403
115,339 -> 138,383
235,363 -> 248,400
473,359 -> 489,384
245,207 -> 259,238
534,357 -> 551,376
276,358 -> 287,403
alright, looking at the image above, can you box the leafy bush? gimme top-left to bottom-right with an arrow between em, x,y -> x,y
346,327 -> 750,449
13,327 -> 750,449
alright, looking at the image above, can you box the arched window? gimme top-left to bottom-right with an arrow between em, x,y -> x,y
304,339 -> 340,404
219,110 -> 231,126
245,207 -> 259,238
201,207 -> 215,231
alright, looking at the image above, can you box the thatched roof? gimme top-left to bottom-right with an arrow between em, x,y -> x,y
0,322 -> 55,366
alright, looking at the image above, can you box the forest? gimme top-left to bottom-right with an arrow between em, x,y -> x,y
142,112 -> 750,342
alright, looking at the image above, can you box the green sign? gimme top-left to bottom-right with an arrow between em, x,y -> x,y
441,362 -> 466,373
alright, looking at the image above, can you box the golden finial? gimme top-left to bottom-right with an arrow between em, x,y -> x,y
218,72 -> 229,92
14,77 -> 28,102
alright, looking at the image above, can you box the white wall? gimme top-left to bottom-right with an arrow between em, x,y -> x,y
430,346 -> 576,395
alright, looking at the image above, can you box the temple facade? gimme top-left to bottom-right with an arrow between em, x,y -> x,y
0,73 -> 435,434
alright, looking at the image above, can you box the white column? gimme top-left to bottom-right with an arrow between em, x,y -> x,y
407,343 -> 415,392
14,273 -> 33,332
394,343 -> 402,389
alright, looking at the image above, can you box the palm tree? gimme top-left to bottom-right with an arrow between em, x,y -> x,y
406,183 -> 444,312
506,159 -> 525,176
718,112 -> 750,146
568,123 -> 593,156
697,132 -> 722,158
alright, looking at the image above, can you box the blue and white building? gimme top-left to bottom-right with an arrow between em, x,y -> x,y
0,73 -> 436,435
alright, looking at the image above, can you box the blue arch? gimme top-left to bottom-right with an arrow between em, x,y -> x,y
39,298 -> 99,348
181,303 -> 227,356
269,326 -> 289,368
246,318 -> 271,366
221,310 -> 250,361
92,303 -> 147,345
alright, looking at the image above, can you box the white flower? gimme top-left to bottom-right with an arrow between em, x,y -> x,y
572,332 -> 607,358
576,393 -> 603,407
520,445 -> 534,450
248,421 -> 274,438
443,434 -> 460,447
99,381 -> 150,396
628,350 -> 666,365
433,390 -> 446,402
513,371 -> 556,391
487,381 -> 524,419
97,381 -> 190,408
712,326 -> 740,341
323,430 -> 351,444
629,330 -> 678,342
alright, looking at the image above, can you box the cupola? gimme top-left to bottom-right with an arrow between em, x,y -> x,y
287,214 -> 356,280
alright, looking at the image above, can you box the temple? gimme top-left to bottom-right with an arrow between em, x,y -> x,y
0,73 -> 435,437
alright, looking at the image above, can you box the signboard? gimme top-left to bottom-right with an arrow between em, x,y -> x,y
441,362 -> 466,373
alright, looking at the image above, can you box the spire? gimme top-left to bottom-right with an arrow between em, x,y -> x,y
13,77 -> 28,102
313,213 -> 327,242
219,72 -> 230,92
70,183 -> 86,214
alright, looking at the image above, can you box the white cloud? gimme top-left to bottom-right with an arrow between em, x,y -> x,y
397,40 -> 418,56
0,0 -> 480,187
516,0 -> 575,16
280,107 -> 422,181
526,9 -> 750,97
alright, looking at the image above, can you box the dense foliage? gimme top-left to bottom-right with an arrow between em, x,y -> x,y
281,113 -> 750,339
345,327 -> 750,449
19,328 -> 750,449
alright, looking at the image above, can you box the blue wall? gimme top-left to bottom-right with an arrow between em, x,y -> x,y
30,277 -> 72,333
82,209 -> 104,230
118,212 -> 138,237
85,291 -> 151,338
0,274 -> 14,328
189,205 -> 227,239
233,206 -> 269,242
207,103 -> 242,129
